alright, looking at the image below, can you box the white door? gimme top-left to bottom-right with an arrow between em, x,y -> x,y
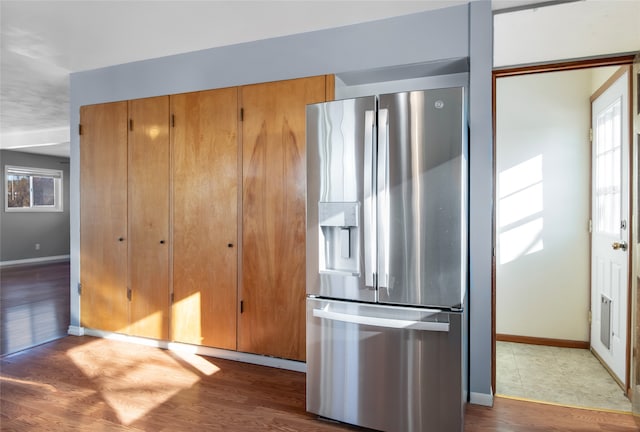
591,70 -> 630,385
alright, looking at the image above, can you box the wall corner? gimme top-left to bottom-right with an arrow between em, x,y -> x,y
468,0 -> 494,399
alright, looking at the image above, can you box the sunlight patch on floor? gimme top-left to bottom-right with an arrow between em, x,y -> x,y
66,337 -> 219,425
0,375 -> 58,392
171,349 -> 220,376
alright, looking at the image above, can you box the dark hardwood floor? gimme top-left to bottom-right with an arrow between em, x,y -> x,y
0,262 -> 637,430
0,261 -> 70,356
1,336 -> 638,431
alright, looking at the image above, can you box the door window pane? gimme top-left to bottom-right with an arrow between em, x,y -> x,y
594,98 -> 622,235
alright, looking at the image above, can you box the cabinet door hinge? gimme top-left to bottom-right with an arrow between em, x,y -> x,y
588,310 -> 592,324
589,219 -> 593,233
170,292 -> 174,303
129,119 -> 133,131
77,283 -> 82,295
240,108 -> 244,122
589,128 -> 593,142
127,288 -> 132,301
78,124 -> 83,135
240,300 -> 244,314
171,114 -> 175,128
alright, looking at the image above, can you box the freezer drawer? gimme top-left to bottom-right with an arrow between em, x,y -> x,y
306,298 -> 464,432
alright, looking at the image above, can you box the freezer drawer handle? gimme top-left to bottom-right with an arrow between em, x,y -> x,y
313,308 -> 449,332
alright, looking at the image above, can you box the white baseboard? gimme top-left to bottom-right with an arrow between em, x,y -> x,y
1,255 -> 70,267
82,328 -> 306,373
67,326 -> 84,336
470,391 -> 494,407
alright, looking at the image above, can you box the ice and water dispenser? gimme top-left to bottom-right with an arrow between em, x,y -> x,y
318,202 -> 360,276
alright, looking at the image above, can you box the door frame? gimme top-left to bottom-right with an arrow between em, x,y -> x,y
491,54 -> 636,396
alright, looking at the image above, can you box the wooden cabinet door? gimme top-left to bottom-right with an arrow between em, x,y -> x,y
171,88 -> 239,349
128,96 -> 170,340
80,102 -> 129,332
239,76 -> 329,360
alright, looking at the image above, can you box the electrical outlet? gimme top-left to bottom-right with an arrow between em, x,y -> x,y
35,243 -> 40,250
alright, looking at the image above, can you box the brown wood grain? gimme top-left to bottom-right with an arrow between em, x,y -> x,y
1,337 -> 638,431
496,334 -> 590,349
325,74 -> 335,101
466,397 -> 639,432
127,96 -> 170,340
80,102 -> 129,333
0,337 -> 360,431
0,261 -> 70,355
239,76 -> 327,361
493,54 -> 636,78
171,88 -> 239,350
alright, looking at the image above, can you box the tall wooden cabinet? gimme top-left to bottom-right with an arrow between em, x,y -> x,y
127,96 -> 171,340
171,88 -> 239,349
80,102 -> 129,333
80,97 -> 170,339
239,76 -> 329,361
80,75 -> 333,361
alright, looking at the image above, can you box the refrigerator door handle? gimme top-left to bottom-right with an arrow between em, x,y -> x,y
363,109 -> 376,288
313,307 -> 449,332
377,108 -> 389,290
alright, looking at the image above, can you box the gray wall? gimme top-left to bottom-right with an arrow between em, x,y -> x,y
69,1 -> 494,402
0,150 -> 70,262
468,0 -> 494,405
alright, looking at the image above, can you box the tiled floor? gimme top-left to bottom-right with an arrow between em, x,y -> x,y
496,341 -> 631,412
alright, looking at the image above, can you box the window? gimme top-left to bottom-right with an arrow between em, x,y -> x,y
5,165 -> 63,212
594,97 -> 622,235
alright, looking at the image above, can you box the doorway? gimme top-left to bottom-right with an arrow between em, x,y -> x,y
494,59 -> 633,411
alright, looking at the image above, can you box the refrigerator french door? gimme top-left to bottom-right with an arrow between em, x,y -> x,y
306,87 -> 467,432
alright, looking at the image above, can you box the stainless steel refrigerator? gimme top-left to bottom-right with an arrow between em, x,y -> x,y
306,87 -> 467,432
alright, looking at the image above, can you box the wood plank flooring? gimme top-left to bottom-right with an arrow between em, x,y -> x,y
466,398 -> 638,432
0,261 -> 70,356
1,336 -> 638,431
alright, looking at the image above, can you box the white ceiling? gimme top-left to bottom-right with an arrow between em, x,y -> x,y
0,0 -> 547,157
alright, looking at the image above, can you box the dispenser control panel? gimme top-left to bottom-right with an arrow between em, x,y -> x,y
318,202 -> 359,227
